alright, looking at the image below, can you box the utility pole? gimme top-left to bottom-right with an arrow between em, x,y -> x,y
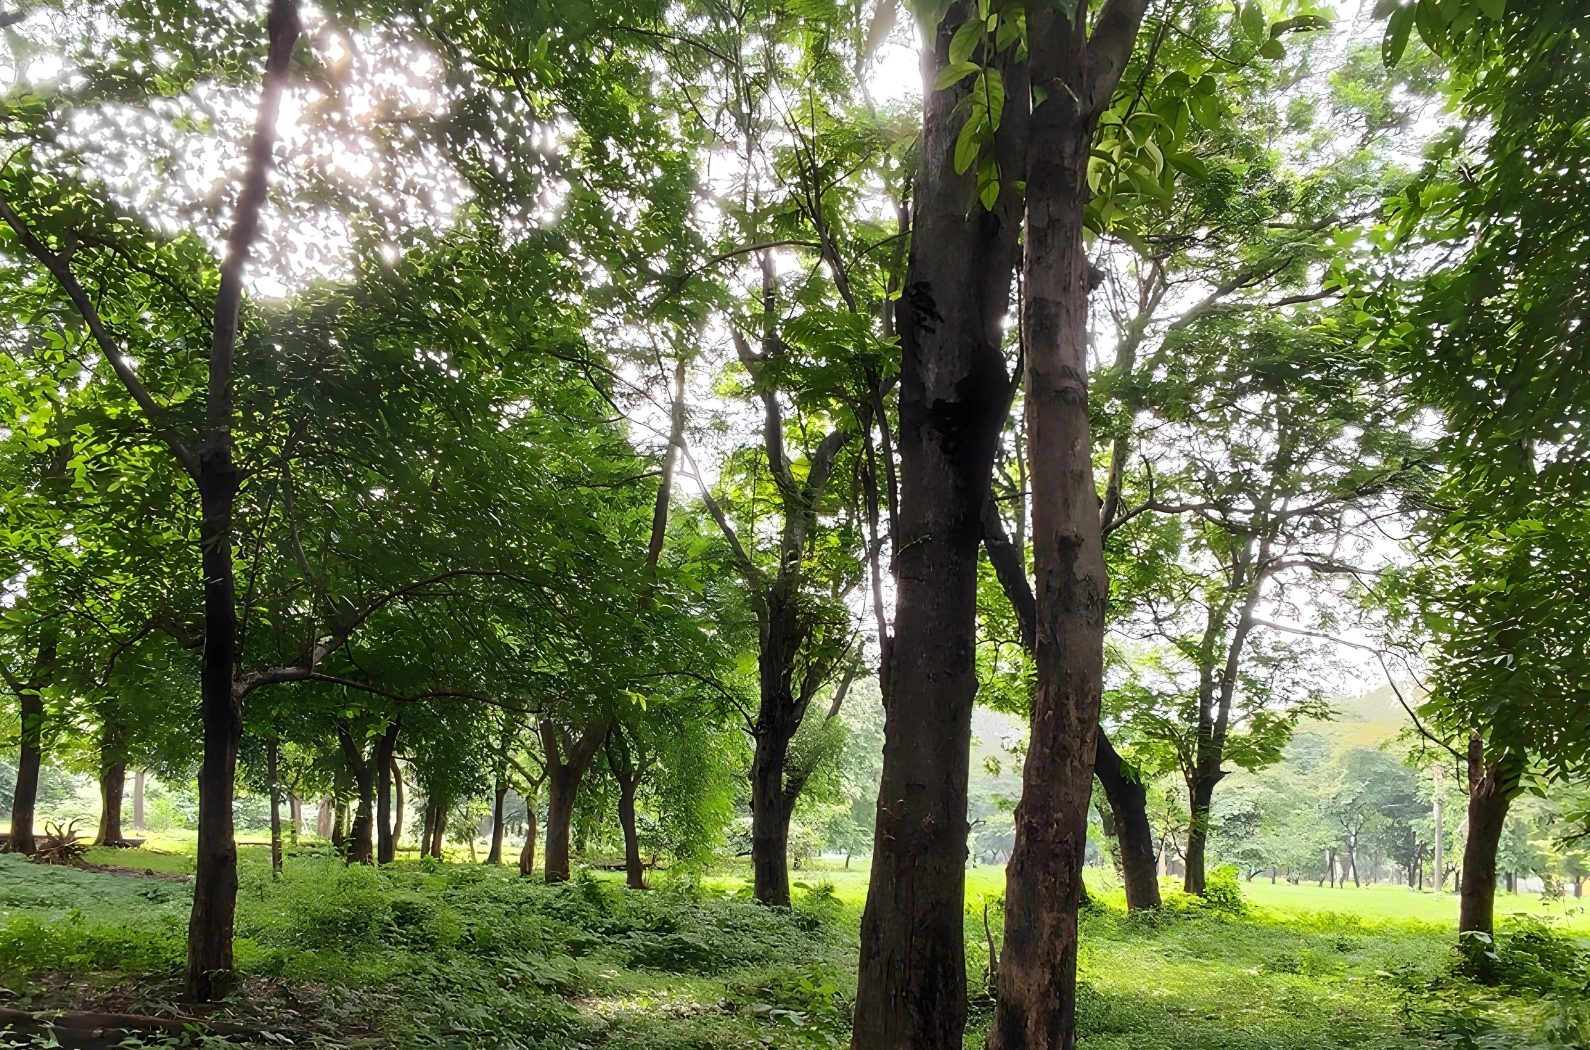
1432,764 -> 1444,896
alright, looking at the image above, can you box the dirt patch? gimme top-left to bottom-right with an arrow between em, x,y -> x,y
72,863 -> 192,883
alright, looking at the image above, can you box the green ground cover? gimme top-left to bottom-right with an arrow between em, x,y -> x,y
0,845 -> 1587,1049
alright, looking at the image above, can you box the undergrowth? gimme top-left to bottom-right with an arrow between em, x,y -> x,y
2,853 -> 1588,1049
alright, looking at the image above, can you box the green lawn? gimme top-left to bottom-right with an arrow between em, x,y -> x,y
0,845 -> 1586,1049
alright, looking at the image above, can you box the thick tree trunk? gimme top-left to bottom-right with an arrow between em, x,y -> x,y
1095,733 -> 1160,909
1459,734 -> 1519,935
989,21 -> 1105,1050
541,720 -> 608,883
984,494 -> 1159,912
316,797 -> 332,839
428,798 -> 446,858
96,760 -> 128,847
332,800 -> 348,851
751,728 -> 795,906
1182,770 -> 1219,894
376,723 -> 399,865
7,671 -> 48,856
990,2 -> 1149,1044
337,726 -> 376,865
487,782 -> 508,864
267,737 -> 282,874
133,770 -> 146,831
851,8 -> 1028,1048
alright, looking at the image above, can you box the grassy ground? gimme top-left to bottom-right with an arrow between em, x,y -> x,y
1,843 -> 1587,1049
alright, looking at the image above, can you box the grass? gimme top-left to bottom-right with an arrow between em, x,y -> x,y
0,845 -> 1587,1050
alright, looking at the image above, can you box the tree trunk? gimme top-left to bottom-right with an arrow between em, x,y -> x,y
1094,733 -> 1161,909
606,729 -> 646,890
181,0 -> 299,1004
990,18 -> 1106,1047
487,782 -> 508,864
316,797 -> 332,839
852,7 -> 1029,1047
267,736 -> 282,874
990,2 -> 1151,1042
375,722 -> 399,865
428,798 -> 446,858
288,792 -> 301,846
751,726 -> 795,906
94,712 -> 128,846
336,726 -> 376,865
185,465 -> 242,1004
983,478 -> 1159,913
540,719 -> 608,883
1459,734 -> 1519,935
133,770 -> 146,831
6,666 -> 48,856
96,759 -> 128,847
1182,770 -> 1219,894
332,800 -> 347,851
519,794 -> 538,877
390,759 -> 403,846
618,779 -> 643,890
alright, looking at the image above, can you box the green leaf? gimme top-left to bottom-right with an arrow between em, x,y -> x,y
1475,0 -> 1504,18
979,177 -> 1000,210
1382,4 -> 1414,65
1257,38 -> 1285,59
934,60 -> 981,90
1414,0 -> 1447,51
978,67 -> 1007,130
1270,14 -> 1333,36
1240,2 -> 1267,42
1167,151 -> 1209,179
949,18 -> 984,64
954,110 -> 986,173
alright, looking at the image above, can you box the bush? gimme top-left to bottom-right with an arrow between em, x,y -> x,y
1201,865 -> 1247,916
281,864 -> 392,950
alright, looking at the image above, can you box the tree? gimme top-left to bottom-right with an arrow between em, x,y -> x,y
1367,0 -> 1590,936
0,0 -> 300,998
852,3 -> 1030,1044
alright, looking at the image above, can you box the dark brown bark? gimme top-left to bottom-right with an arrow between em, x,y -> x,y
1182,771 -> 1220,894
187,463 -> 244,1004
751,714 -> 797,905
487,782 -> 508,864
990,1 -> 1150,1046
5,639 -> 55,857
93,710 -> 129,846
375,722 -> 399,865
1094,733 -> 1161,909
1459,734 -> 1520,935
96,760 -> 128,847
336,725 -> 376,865
606,727 -> 647,890
540,719 -> 609,883
851,6 -> 1029,1046
182,0 -> 300,1004
983,494 -> 1159,910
